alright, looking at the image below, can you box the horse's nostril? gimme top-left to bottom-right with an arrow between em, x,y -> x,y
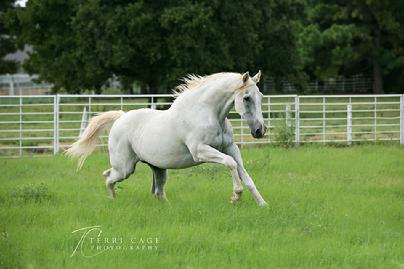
255,129 -> 261,136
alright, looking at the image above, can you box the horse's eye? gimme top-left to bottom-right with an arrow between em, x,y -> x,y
243,96 -> 250,101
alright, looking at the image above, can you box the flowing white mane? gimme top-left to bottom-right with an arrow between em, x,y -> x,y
172,72 -> 239,98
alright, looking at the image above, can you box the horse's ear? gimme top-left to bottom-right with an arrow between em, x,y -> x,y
252,70 -> 261,84
242,72 -> 249,84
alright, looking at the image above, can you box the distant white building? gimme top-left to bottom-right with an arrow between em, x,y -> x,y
3,44 -> 31,73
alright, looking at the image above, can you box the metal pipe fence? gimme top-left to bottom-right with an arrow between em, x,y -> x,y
0,94 -> 403,157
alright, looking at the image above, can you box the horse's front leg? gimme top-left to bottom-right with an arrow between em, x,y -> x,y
224,143 -> 268,207
188,143 -> 243,204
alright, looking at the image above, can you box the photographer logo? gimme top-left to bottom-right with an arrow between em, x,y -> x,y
71,225 -> 159,258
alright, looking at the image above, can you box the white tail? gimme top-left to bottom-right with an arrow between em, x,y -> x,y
65,110 -> 125,169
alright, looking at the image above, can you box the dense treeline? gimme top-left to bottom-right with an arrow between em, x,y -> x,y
2,0 -> 403,94
0,0 -> 18,73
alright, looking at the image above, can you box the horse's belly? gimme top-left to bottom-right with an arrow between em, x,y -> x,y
130,115 -> 198,169
137,140 -> 198,169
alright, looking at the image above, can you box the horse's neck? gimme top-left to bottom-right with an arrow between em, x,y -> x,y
204,90 -> 235,123
173,85 -> 236,124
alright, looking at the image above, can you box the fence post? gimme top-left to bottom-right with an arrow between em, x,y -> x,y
347,103 -> 352,146
322,97 -> 326,143
400,94 -> 404,145
79,106 -> 88,137
53,95 -> 59,155
295,96 -> 300,145
8,74 -> 15,95
19,96 -> 22,156
373,96 -> 377,142
240,113 -> 244,147
286,104 -> 291,127
267,96 -> 271,143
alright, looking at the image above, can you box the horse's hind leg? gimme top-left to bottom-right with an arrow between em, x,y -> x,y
148,165 -> 168,202
103,166 -> 136,198
103,143 -> 138,198
151,174 -> 156,194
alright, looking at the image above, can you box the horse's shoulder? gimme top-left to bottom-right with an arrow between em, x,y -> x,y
221,118 -> 234,147
223,118 -> 234,133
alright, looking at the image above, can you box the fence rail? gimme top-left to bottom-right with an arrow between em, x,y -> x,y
0,94 -> 403,157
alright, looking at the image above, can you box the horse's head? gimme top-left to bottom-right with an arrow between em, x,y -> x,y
234,71 -> 267,139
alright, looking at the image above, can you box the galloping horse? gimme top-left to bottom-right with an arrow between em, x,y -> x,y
66,71 -> 268,206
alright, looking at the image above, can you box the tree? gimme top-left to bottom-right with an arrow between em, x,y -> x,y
85,0 -> 263,92
299,0 -> 404,93
0,0 -> 18,74
5,0 -> 304,94
160,0 -> 263,89
6,0 -> 111,93
258,0 -> 307,93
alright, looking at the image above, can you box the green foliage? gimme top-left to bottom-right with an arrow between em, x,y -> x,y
0,0 -> 18,74
258,0 -> 307,89
4,0 -> 302,93
273,119 -> 296,147
299,0 -> 404,93
5,0 -> 110,93
3,0 -> 403,93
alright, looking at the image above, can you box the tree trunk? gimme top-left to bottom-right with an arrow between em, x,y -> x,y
372,28 -> 383,94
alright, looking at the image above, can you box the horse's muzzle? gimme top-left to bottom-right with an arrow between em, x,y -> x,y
252,125 -> 267,139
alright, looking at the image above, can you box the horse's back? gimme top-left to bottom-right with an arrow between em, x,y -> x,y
108,108 -> 159,151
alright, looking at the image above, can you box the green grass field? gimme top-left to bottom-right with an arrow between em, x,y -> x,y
0,145 -> 403,268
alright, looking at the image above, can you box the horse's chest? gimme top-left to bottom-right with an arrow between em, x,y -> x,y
207,129 -> 233,151
209,132 -> 223,149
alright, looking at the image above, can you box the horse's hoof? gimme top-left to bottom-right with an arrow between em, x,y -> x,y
230,195 -> 240,205
154,194 -> 169,203
259,201 -> 268,207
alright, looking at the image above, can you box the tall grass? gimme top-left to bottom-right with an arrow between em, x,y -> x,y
0,145 -> 403,268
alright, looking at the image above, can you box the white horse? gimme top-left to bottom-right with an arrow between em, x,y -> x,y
66,71 -> 268,206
